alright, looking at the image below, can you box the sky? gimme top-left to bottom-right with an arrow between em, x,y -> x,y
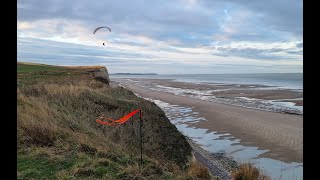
17,0 -> 303,74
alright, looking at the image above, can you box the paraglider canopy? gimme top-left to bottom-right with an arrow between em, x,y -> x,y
93,26 -> 111,34
93,26 -> 111,46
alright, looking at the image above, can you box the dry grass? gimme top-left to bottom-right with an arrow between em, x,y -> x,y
17,63 -> 200,179
66,65 -> 105,69
232,163 -> 270,180
17,94 -> 60,147
187,161 -> 211,180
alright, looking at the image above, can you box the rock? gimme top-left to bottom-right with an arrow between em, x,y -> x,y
88,67 -> 110,85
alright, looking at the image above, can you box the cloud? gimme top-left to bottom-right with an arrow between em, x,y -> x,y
296,42 -> 303,48
200,0 -> 302,36
212,47 -> 302,60
17,0 -> 303,73
17,0 -> 303,44
18,37 -> 302,74
209,40 -> 303,60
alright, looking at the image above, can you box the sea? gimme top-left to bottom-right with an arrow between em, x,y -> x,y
110,73 -> 302,90
111,73 -> 303,115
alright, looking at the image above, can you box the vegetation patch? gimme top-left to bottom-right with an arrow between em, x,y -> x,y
17,62 -> 205,179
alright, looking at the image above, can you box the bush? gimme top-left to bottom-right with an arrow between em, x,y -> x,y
188,162 -> 211,180
232,163 -> 269,180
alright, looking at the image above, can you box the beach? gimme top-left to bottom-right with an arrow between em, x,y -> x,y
112,76 -> 303,179
115,78 -> 302,161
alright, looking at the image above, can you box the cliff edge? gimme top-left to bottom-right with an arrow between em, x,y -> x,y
70,65 -> 110,85
17,62 -> 211,179
90,67 -> 110,85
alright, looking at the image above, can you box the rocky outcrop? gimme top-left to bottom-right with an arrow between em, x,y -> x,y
88,67 -> 110,85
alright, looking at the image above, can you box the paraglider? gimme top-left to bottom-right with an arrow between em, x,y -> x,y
93,26 -> 111,34
93,26 -> 111,46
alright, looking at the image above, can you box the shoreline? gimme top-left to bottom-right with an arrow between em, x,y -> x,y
188,137 -> 235,180
114,79 -> 303,163
112,80 -> 234,178
114,78 -> 303,115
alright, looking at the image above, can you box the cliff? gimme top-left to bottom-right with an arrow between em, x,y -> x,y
67,65 -> 110,85
88,67 -> 110,85
17,62 -> 210,179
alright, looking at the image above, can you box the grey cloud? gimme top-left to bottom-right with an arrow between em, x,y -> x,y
18,0 -> 222,47
17,37 -> 159,68
17,0 -> 302,46
287,50 -> 303,55
245,0 -> 302,35
200,0 -> 302,36
18,0 -> 216,30
213,47 -> 302,60
17,37 -> 302,74
17,0 -> 302,71
18,37 -> 156,59
296,42 -> 303,48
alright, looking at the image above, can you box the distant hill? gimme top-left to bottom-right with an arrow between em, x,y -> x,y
111,73 -> 158,75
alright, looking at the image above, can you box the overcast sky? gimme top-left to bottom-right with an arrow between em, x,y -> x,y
17,0 -> 303,74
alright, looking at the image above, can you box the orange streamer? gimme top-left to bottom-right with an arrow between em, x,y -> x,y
96,109 -> 141,126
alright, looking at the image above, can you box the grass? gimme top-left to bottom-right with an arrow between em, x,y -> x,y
17,62 -> 87,88
231,163 -> 270,180
187,161 -> 211,180
17,62 -> 205,179
17,63 -> 63,73
17,153 -> 75,179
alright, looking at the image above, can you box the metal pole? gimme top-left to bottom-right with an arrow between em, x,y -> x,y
139,110 -> 143,169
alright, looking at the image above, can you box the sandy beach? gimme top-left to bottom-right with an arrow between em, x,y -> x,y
115,79 -> 303,163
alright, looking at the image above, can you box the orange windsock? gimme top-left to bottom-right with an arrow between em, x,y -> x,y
96,109 -> 141,126
115,109 -> 140,124
95,119 -> 117,126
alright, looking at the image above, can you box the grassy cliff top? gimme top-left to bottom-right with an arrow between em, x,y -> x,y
17,62 -> 210,179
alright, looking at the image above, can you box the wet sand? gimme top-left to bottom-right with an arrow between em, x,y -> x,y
126,78 -> 303,106
117,79 -> 303,163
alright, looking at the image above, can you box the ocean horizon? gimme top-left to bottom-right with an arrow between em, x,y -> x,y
111,73 -> 303,90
